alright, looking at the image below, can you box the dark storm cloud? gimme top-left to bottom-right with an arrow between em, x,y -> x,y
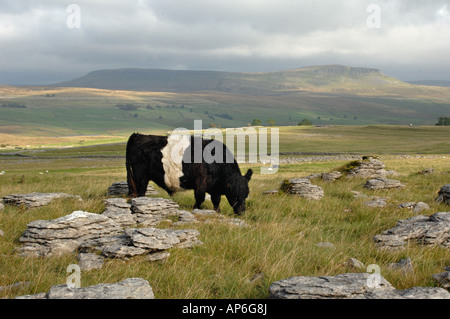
0,0 -> 449,84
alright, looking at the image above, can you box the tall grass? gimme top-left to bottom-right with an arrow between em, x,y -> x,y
0,154 -> 449,298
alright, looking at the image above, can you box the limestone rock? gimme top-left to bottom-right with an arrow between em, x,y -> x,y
16,278 -> 154,299
388,257 -> 414,274
373,212 -> 450,250
17,211 -> 123,257
436,184 -> 450,205
364,178 -> 405,190
107,181 -> 158,196
79,227 -> 202,259
2,192 -> 82,209
307,171 -> 343,182
345,157 -> 393,179
269,273 -> 450,299
344,258 -> 365,270
130,197 -> 179,226
399,202 -> 430,214
77,253 -> 105,271
0,199 -> 4,210
281,178 -> 324,200
102,198 -> 136,228
364,197 -> 388,208
432,269 -> 450,289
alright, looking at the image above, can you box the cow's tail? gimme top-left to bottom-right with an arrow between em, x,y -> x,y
126,134 -> 138,197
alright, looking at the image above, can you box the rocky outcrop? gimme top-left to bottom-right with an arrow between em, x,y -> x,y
433,267 -> 450,289
17,211 -> 123,257
373,212 -> 450,250
344,157 -> 392,179
269,273 -> 450,299
130,197 -> 180,226
2,192 -> 82,209
106,181 -> 158,196
280,178 -> 324,200
16,278 -> 154,299
79,227 -> 202,259
364,178 -> 405,190
436,184 -> 450,205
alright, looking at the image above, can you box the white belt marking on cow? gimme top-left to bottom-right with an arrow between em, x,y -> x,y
161,133 -> 191,191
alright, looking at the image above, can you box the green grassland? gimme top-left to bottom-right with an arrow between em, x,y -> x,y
0,126 -> 449,299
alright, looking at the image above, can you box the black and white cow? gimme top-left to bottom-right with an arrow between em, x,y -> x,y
126,133 -> 253,215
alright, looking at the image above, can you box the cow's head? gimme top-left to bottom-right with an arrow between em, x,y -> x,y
225,169 -> 253,215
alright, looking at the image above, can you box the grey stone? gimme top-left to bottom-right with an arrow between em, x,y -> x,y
374,212 -> 450,250
269,273 -> 450,299
315,242 -> 335,249
418,168 -> 434,175
102,198 -> 136,228
345,158 -> 394,179
432,269 -> 450,289
16,278 -> 154,299
364,178 -> 405,190
18,210 -> 123,257
2,192 -> 82,209
77,253 -> 105,271
436,184 -> 450,205
125,228 -> 180,251
146,251 -> 171,262
344,258 -> 365,270
388,257 -> 414,274
106,181 -> 158,196
399,202 -> 430,214
130,197 -> 179,226
0,229 -> 4,237
364,197 -> 388,208
307,171 -> 343,182
281,178 -> 324,200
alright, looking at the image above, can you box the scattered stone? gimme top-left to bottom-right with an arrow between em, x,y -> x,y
16,278 -> 154,299
0,199 -> 4,210
130,197 -> 179,226
0,229 -> 4,237
315,242 -> 335,249
77,253 -> 105,271
432,269 -> 450,289
192,209 -> 223,218
436,184 -> 450,205
263,190 -> 279,195
364,197 -> 388,208
17,210 -> 123,257
268,273 -> 450,299
351,191 -> 368,198
306,171 -> 343,182
172,210 -> 199,226
344,258 -> 365,270
418,168 -> 434,175
373,212 -> 450,250
388,257 -> 414,274
106,181 -> 158,196
344,157 -> 394,179
0,281 -> 31,294
102,198 -> 136,228
364,178 -> 405,190
79,227 -> 202,259
146,251 -> 170,262
398,201 -> 432,213
2,192 -> 82,209
280,178 -> 324,200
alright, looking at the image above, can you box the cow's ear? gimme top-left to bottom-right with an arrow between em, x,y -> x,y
244,169 -> 253,181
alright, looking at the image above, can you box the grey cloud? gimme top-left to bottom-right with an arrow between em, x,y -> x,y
0,0 -> 449,84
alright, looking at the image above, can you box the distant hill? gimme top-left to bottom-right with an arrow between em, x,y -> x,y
54,65 -> 406,94
407,80 -> 450,88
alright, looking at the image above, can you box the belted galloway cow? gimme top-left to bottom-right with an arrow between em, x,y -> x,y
126,133 -> 253,215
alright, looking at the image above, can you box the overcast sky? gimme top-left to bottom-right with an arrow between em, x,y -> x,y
1,0 -> 449,85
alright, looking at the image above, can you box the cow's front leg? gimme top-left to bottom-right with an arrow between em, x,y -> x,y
211,193 -> 221,213
194,189 -> 205,209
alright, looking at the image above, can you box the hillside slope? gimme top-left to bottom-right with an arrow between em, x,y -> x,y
54,65 -> 408,94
